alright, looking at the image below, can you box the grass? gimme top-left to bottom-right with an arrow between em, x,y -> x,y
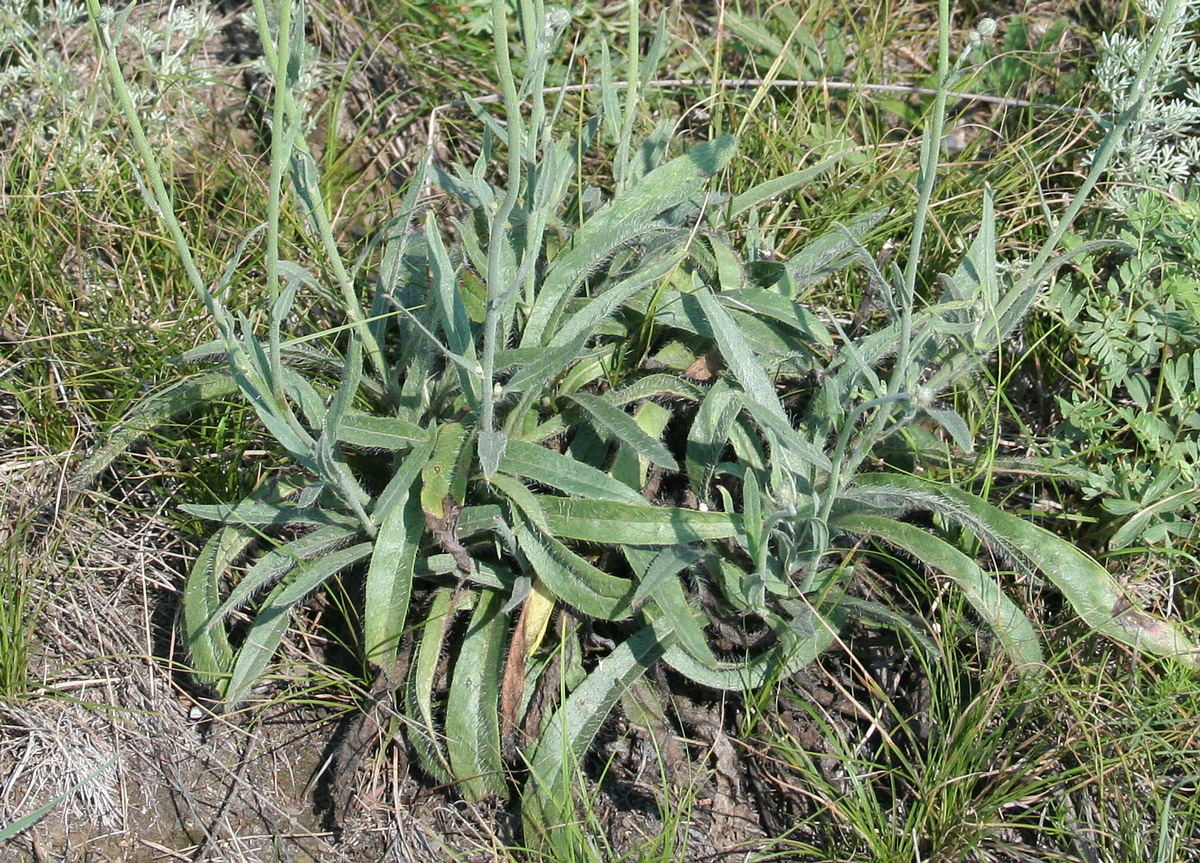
2,0 -> 1199,859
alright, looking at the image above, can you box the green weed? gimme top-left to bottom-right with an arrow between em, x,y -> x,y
67,0 -> 1200,858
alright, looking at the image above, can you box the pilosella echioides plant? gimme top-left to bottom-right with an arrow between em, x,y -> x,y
80,0 -> 1197,851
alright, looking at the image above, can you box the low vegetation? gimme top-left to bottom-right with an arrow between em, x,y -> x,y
3,0 -> 1199,860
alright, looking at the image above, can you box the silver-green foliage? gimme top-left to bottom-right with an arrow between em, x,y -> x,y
80,0 -> 1198,850
1094,0 -> 1200,211
2,0 -> 218,177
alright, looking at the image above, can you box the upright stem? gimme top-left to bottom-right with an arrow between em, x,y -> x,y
253,0 -> 290,401
481,0 -> 527,448
893,0 -> 952,398
1012,0 -> 1184,297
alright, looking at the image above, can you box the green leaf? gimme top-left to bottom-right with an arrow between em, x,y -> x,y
363,482 -> 425,670
706,233 -> 747,292
534,496 -> 742,544
181,525 -> 251,686
785,208 -> 890,289
660,598 -> 844,690
426,212 -> 481,407
727,154 -> 844,220
223,542 -> 373,705
337,414 -> 430,451
694,288 -> 831,473
550,243 -> 688,350
500,439 -> 645,505
446,589 -> 508,801
179,499 -> 360,530
694,286 -> 787,418
625,546 -> 717,667
524,617 -> 675,848
405,588 -> 457,783
849,473 -> 1199,664
514,519 -> 635,620
478,429 -> 508,480
522,136 -> 738,346
421,422 -> 471,519
922,405 -> 975,453
832,512 -> 1045,673
1110,484 -> 1200,550
719,288 -> 834,348
70,371 -> 239,490
743,469 -> 767,597
686,378 -> 741,496
502,330 -> 591,396
208,525 -> 359,627
567,392 -> 678,470
608,373 -> 704,406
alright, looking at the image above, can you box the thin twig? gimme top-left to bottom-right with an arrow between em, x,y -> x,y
427,76 -> 1097,146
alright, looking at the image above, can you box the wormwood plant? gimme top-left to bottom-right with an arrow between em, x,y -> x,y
79,0 -> 1198,850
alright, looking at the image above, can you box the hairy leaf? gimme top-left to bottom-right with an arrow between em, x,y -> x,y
446,589 -> 508,801
833,512 -> 1045,673
524,617 -> 675,847
534,496 -> 741,544
566,393 -> 678,470
849,473 -> 1199,664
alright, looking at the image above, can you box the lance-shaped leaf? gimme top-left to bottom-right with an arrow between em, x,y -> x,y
363,482 -> 425,671
523,616 -> 676,850
179,500 -> 359,530
514,520 -> 635,621
499,439 -> 645,505
832,512 -> 1045,674
446,588 -> 508,801
848,473 -> 1200,665
522,135 -> 738,346
695,288 -> 831,473
405,588 -> 458,783
421,422 -> 471,520
686,378 -> 741,496
337,413 -> 430,452
661,596 -> 846,690
69,371 -> 239,490
566,392 -> 678,470
533,496 -> 741,544
727,154 -> 844,220
784,208 -> 891,289
181,525 -> 253,686
426,213 -> 482,408
625,546 -> 717,668
222,542 -> 373,705
207,525 -> 359,627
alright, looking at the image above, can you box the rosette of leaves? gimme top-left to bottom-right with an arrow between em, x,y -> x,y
80,0 -> 1199,849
